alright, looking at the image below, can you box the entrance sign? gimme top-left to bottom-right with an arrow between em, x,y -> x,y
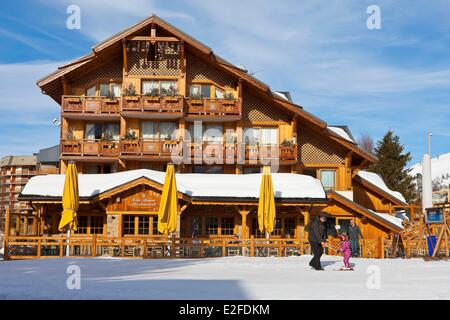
425,207 -> 444,224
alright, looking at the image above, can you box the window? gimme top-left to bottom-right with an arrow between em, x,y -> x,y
189,217 -> 202,237
152,216 -> 161,235
243,167 -> 262,174
142,80 -> 159,96
221,217 -> 234,235
160,81 -> 178,96
203,124 -> 223,143
86,86 -> 96,96
77,216 -> 88,234
141,121 -> 158,140
190,85 -> 211,99
251,217 -> 265,238
284,218 -> 296,238
244,127 -> 278,145
188,123 -> 223,142
141,122 -> 177,140
138,216 -> 150,235
123,216 -> 135,235
160,122 -> 177,140
90,216 -> 104,234
76,216 -> 103,235
142,80 -> 178,96
206,217 -> 218,235
215,88 -> 224,99
273,218 -> 282,236
87,83 -> 121,97
85,123 -> 119,141
320,170 -> 336,190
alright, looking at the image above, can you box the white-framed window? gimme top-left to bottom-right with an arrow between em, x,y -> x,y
320,170 -> 336,190
244,127 -> 278,145
142,80 -> 159,95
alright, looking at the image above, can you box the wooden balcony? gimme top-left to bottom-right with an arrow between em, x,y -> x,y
60,140 -> 120,157
121,95 -> 184,119
62,96 -> 120,118
184,142 -> 297,162
185,98 -> 242,121
120,139 -> 182,157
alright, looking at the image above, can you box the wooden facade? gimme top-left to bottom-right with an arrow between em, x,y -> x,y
7,15 -> 418,259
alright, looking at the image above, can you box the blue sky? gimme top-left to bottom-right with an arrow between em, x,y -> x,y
1,0 -> 450,165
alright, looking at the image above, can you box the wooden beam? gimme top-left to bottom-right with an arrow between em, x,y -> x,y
127,36 -> 180,42
122,39 -> 128,76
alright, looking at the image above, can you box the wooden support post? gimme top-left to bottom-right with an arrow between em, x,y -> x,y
379,237 -> 385,259
143,239 -> 147,258
222,239 -> 226,257
240,209 -> 248,239
250,235 -> 255,257
171,236 -> 176,258
278,240 -> 282,257
121,238 -> 125,257
122,39 -> 128,76
92,235 -> 97,257
4,208 -> 10,260
37,238 -> 41,259
59,239 -> 64,257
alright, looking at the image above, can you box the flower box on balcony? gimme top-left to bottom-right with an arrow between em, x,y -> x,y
189,99 -> 203,105
104,98 -> 119,104
125,96 -> 139,102
66,97 -> 82,103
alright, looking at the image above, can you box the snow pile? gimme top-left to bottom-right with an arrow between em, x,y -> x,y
21,169 -> 326,200
410,152 -> 450,188
0,256 -> 449,299
357,171 -> 407,204
328,126 -> 355,143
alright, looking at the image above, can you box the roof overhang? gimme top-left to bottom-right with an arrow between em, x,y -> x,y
327,191 -> 403,233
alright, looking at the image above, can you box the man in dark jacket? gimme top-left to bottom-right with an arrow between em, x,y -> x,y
307,212 -> 328,270
348,219 -> 364,257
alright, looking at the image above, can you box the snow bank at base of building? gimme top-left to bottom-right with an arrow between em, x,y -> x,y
357,171 -> 407,204
21,169 -> 326,200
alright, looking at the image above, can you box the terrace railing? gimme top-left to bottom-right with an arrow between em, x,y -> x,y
121,95 -> 184,113
60,139 -> 120,157
120,139 -> 182,156
62,96 -> 120,114
186,98 -> 241,116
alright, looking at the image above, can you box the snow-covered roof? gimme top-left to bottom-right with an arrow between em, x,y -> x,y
327,126 -> 356,143
368,210 -> 405,229
21,169 -> 326,201
357,171 -> 407,204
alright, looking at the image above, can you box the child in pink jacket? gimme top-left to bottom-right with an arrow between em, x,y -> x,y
338,234 -> 352,270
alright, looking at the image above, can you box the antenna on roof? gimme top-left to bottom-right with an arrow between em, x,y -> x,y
239,64 -> 263,76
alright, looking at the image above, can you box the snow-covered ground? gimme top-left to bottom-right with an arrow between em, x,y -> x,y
0,256 -> 448,300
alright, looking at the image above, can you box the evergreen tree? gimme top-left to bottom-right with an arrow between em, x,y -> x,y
368,130 -> 416,202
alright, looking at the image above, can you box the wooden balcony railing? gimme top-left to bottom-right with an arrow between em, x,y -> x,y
186,98 -> 241,116
120,139 -> 182,156
61,140 -> 120,157
121,95 -> 184,113
185,142 -> 297,161
62,96 -> 120,114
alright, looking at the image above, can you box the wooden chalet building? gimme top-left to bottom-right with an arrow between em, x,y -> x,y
7,15 -> 415,259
